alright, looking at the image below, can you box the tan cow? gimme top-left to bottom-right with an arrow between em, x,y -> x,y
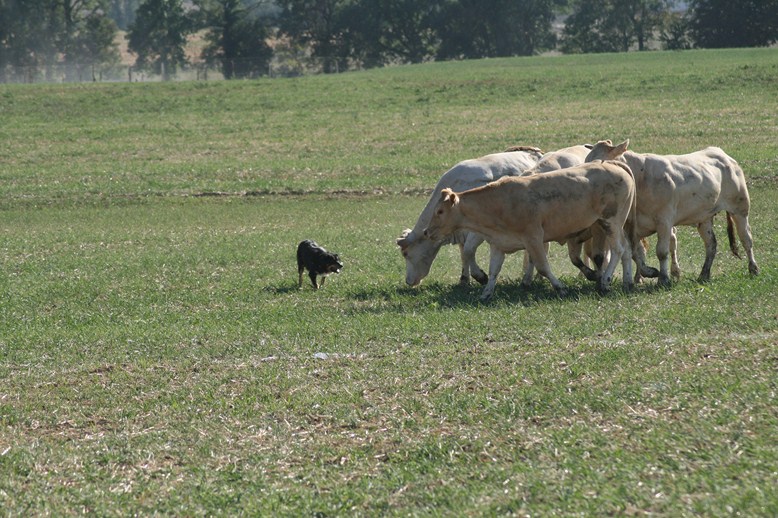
586,140 -> 759,285
423,161 -> 637,301
521,144 -> 602,282
397,147 -> 543,287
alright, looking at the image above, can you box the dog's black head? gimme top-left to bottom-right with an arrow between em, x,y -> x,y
326,254 -> 343,274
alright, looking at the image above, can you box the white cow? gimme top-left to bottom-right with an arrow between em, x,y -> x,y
527,145 -> 593,174
586,140 -> 759,285
397,147 -> 543,287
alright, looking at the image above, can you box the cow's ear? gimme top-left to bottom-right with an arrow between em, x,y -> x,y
614,139 -> 629,155
397,229 -> 414,248
438,189 -> 458,207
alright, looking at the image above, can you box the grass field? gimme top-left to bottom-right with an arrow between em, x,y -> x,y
1,48 -> 777,515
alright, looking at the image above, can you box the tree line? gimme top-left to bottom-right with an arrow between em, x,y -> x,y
1,0 -> 777,82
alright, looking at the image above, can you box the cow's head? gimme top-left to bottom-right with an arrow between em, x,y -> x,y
397,229 -> 444,286
422,188 -> 461,243
585,139 -> 629,162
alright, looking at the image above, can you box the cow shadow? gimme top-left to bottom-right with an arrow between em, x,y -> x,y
432,276 -> 645,307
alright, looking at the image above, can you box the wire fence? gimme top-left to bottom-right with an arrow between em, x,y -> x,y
0,56 -> 360,84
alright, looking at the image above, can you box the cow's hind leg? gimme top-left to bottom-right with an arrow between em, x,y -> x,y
526,239 -> 567,296
480,245 -> 506,301
460,234 -> 488,285
730,213 -> 759,276
596,222 -> 627,294
619,234 -> 634,292
670,227 -> 681,280
697,218 -> 717,283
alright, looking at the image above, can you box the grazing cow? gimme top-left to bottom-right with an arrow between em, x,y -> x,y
396,147 -> 543,287
585,140 -> 759,285
423,161 -> 637,300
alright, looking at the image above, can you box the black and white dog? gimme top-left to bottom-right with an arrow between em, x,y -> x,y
297,240 -> 343,290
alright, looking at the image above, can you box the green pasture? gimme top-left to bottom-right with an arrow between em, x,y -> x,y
1,48 -> 777,515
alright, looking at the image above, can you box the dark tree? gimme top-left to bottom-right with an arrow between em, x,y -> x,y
338,0 -> 439,67
660,10 -> 692,50
688,0 -> 778,48
563,0 -> 674,53
196,0 -> 274,79
108,0 -> 141,29
127,0 -> 192,79
72,11 -> 120,79
434,0 -> 561,59
0,0 -> 118,82
277,0 -> 349,73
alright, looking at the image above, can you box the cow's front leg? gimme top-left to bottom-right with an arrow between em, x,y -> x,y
520,251 -> 535,287
460,234 -> 487,285
480,245 -> 506,301
697,218 -> 717,282
634,237 -> 660,281
526,239 -> 567,296
568,239 -> 599,282
655,223 -> 674,287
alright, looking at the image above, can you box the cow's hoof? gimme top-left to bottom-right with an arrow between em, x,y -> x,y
657,276 -> 672,288
473,270 -> 488,285
459,276 -> 470,286
749,263 -> 760,276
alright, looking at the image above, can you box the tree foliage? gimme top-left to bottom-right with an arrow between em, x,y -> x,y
688,0 -> 778,48
435,0 -> 561,59
196,0 -> 274,78
0,0 -> 119,81
562,0 -> 674,53
127,0 -> 192,79
4,0 -> 778,82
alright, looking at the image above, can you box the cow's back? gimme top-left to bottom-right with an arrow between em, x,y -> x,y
411,151 -> 540,234
531,145 -> 591,173
461,162 -> 634,246
632,147 -> 748,226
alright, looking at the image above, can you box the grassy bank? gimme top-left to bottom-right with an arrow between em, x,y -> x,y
1,48 -> 777,515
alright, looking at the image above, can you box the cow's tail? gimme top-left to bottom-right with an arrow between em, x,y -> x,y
616,162 -> 640,254
726,212 -> 741,259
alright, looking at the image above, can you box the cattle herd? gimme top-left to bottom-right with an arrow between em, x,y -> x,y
397,140 -> 759,301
